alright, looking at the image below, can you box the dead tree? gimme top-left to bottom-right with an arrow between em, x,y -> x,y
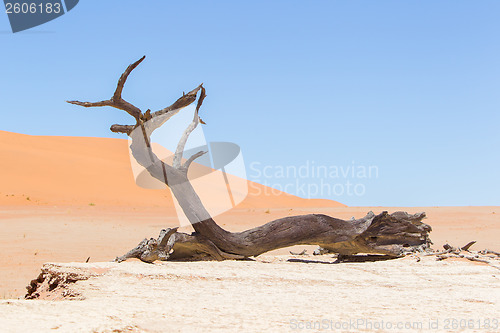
68,56 -> 432,263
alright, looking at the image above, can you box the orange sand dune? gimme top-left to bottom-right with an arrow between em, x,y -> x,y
2,130 -> 497,300
0,130 -> 344,209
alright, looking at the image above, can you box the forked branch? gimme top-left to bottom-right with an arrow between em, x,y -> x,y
67,56 -> 207,178
69,57 -> 435,264
172,86 -> 206,169
67,56 -> 145,121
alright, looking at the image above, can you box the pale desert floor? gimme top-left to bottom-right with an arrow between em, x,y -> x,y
0,253 -> 499,332
0,132 -> 498,331
0,205 -> 498,299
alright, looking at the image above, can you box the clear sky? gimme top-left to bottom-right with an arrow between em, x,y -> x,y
1,1 -> 499,206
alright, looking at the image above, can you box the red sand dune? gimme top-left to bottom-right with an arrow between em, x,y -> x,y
0,130 -> 345,209
0,130 -> 497,299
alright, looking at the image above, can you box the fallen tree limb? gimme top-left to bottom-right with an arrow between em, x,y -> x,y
113,210 -> 432,262
418,242 -> 500,270
68,57 -> 433,263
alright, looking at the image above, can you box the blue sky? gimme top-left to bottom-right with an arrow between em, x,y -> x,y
1,1 -> 499,206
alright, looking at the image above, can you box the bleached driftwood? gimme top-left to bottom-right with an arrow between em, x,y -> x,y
68,57 -> 433,263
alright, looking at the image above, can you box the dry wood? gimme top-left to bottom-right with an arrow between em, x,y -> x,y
290,250 -> 307,256
68,57 -> 434,263
417,241 -> 500,271
461,241 -> 477,251
482,249 -> 500,256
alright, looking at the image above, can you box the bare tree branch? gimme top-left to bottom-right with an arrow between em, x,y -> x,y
195,86 -> 207,113
69,57 -> 435,264
152,84 -> 203,118
141,84 -> 204,139
461,241 -> 476,251
172,87 -> 206,169
483,249 -> 500,256
67,100 -> 112,108
180,150 -> 208,173
67,56 -> 203,142
114,56 -> 145,104
110,124 -> 135,135
67,56 -> 181,188
172,112 -> 200,169
67,56 -> 145,120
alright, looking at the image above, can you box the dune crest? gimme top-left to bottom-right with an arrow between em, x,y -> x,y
0,130 -> 345,209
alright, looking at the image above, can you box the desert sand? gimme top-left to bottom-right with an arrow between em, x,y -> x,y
1,257 -> 499,333
0,131 -> 498,332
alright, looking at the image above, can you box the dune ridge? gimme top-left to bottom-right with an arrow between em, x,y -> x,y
0,130 -> 344,209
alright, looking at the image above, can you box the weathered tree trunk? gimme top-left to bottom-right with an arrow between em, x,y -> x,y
68,56 -> 432,263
